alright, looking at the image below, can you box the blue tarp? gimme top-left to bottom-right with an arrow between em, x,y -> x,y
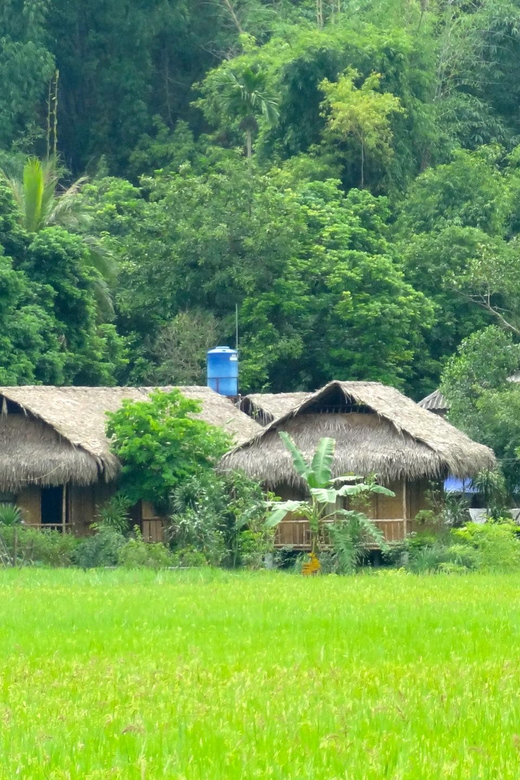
444,477 -> 478,494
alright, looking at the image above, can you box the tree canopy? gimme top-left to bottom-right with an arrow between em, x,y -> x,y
2,0 -> 520,481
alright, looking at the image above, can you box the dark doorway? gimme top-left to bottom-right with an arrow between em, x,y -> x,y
41,486 -> 64,529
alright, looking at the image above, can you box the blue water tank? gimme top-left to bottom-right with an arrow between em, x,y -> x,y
207,346 -> 238,397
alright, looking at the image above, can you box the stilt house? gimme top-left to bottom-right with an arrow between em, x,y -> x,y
223,381 -> 496,548
0,385 -> 260,538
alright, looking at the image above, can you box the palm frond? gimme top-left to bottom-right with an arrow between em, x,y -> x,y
310,488 -> 337,505
22,157 -> 45,232
82,236 -> 118,283
310,437 -> 335,487
265,500 -> 304,528
279,432 -> 312,481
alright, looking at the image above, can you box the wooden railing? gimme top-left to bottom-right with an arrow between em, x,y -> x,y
275,518 -> 413,549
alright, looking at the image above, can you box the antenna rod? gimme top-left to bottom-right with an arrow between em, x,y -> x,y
235,304 -> 239,353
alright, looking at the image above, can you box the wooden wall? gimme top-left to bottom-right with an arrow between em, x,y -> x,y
16,481 -> 119,533
275,478 -> 436,549
17,485 -> 41,525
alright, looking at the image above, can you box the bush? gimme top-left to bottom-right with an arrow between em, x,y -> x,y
107,388 -> 231,509
452,521 -> 520,572
74,528 -> 126,569
118,535 -> 174,569
238,529 -> 274,569
0,504 -> 22,526
406,543 -> 453,574
0,526 -> 78,567
393,521 -> 520,574
170,547 -> 208,567
93,493 -> 131,534
168,470 -> 273,568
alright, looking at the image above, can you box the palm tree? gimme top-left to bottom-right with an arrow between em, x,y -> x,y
215,68 -> 279,158
1,157 -> 115,316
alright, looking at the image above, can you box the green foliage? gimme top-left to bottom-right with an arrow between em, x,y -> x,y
2,156 -> 116,318
452,522 -> 520,573
441,327 -> 520,491
73,528 -> 126,569
320,68 -> 404,187
170,547 -> 208,568
0,504 -> 22,526
393,520 -> 520,574
107,389 -> 232,509
92,493 -> 131,535
267,433 -> 393,558
169,470 -> 273,568
118,533 -> 174,569
5,0 -> 520,467
197,65 -> 279,157
0,526 -> 78,567
239,180 -> 433,391
147,311 -> 220,386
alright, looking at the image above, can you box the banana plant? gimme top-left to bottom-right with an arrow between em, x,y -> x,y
266,433 -> 394,555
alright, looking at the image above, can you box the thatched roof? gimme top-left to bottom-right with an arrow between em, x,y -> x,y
238,392 -> 311,425
222,381 -> 496,488
420,374 -> 520,414
0,386 -> 261,491
418,389 -> 449,414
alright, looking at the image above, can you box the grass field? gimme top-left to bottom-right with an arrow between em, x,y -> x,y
1,570 -> 520,779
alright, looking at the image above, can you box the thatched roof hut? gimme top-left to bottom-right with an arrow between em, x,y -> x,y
222,381 -> 495,489
418,389 -> 449,415
238,392 -> 311,425
0,385 -> 261,492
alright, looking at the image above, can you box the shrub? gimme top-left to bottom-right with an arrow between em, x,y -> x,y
168,473 -> 227,565
0,504 -> 22,526
107,388 -> 231,510
238,529 -> 274,569
406,543 -> 453,574
0,526 -> 78,567
168,470 -> 273,568
118,535 -> 174,569
452,522 -> 520,572
170,547 -> 208,567
74,528 -> 126,569
93,493 -> 131,534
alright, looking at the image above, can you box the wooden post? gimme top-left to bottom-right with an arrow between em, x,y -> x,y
62,484 -> 67,533
402,481 -> 408,539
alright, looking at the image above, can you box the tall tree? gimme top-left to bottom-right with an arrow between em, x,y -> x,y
320,69 -> 404,188
198,66 -> 279,158
1,157 -> 115,315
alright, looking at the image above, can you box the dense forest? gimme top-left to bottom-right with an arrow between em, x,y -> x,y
2,0 -> 520,407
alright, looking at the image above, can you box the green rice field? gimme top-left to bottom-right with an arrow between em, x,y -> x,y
1,569 -> 520,779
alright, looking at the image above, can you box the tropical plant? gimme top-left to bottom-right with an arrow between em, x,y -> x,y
118,531 -> 174,569
168,470 -> 273,568
107,389 -> 232,510
92,493 -> 132,534
1,157 -> 116,315
0,526 -> 79,567
266,433 -> 393,559
320,69 -> 404,188
0,504 -> 22,526
73,528 -> 126,569
205,67 -> 279,158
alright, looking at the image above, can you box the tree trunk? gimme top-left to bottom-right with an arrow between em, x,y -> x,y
360,141 -> 364,189
316,0 -> 323,29
246,128 -> 252,159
